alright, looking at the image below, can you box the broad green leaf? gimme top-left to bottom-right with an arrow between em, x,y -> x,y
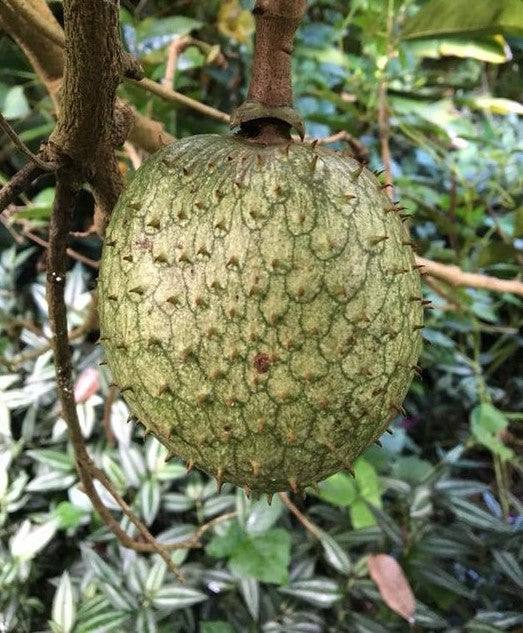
350,499 -> 377,530
471,404 -> 514,460
51,572 -> 76,633
53,501 -> 88,529
246,494 -> 284,534
229,529 -> 291,585
317,472 -> 357,507
402,0 -> 523,39
206,521 -> 244,558
393,456 -> 433,485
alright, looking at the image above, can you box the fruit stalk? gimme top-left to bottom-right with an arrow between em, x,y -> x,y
247,0 -> 307,108
232,0 -> 307,142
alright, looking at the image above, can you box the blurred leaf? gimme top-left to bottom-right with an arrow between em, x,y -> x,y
447,497 -> 512,532
10,519 -> 57,561
53,501 -> 88,529
139,479 -> 161,525
238,577 -> 259,620
152,584 -> 208,610
74,610 -> 129,633
201,623 -> 235,633
492,550 -> 523,589
279,578 -> 342,608
51,572 -> 76,633
468,96 -> 523,116
320,532 -> 352,575
317,472 -> 357,507
406,35 -> 512,63
368,554 -> 416,623
470,404 -> 513,460
229,528 -> 291,584
246,494 -> 284,534
2,85 -> 30,119
217,0 -> 254,44
402,0 -> 523,39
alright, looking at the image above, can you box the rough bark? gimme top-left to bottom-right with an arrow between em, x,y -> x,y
45,0 -> 129,228
248,0 -> 307,107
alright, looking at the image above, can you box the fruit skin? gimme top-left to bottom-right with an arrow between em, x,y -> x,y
98,134 -> 423,494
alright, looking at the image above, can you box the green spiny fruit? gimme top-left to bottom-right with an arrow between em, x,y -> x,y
98,134 -> 423,495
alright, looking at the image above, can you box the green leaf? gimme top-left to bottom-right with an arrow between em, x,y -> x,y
447,498 -> 512,533
245,494 -> 284,534
317,472 -> 357,507
229,529 -> 291,585
402,0 -> 523,39
206,521 -> 244,558
471,404 -> 514,460
393,456 -> 433,485
350,499 -> 377,530
53,501 -> 88,529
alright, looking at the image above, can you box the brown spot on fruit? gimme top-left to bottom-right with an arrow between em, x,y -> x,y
253,352 -> 270,374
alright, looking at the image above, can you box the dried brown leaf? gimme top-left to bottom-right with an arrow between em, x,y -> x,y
368,554 -> 416,624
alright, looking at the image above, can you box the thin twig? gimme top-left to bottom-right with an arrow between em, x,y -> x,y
24,230 -> 100,269
279,493 -> 323,540
0,113 -> 57,171
0,162 -> 43,214
419,261 -> 523,297
101,385 -> 117,446
163,36 -> 188,88
127,77 -> 230,124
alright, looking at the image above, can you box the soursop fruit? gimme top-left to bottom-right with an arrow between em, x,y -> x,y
98,134 -> 423,495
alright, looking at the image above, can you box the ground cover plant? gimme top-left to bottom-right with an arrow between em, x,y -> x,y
0,1 -> 522,632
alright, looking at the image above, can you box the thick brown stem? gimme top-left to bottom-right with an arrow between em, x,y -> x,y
234,0 -> 307,143
248,0 -> 306,106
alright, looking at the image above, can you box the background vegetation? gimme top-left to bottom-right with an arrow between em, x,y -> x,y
0,1 -> 522,632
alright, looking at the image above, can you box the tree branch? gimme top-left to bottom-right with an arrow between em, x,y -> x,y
0,0 -> 173,154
